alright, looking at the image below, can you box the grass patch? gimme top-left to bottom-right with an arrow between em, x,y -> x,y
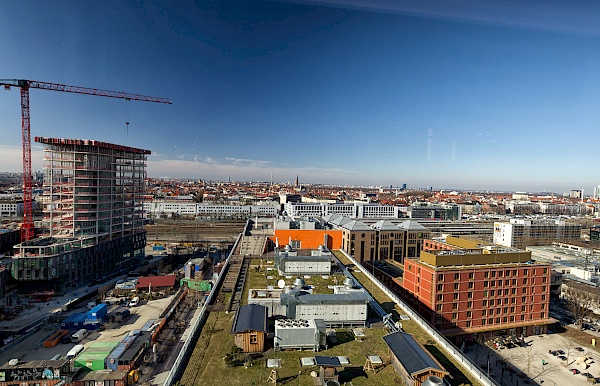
182,314 -> 402,386
243,258 -> 347,304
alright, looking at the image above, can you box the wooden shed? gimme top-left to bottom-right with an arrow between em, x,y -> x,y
382,332 -> 449,386
232,304 -> 268,353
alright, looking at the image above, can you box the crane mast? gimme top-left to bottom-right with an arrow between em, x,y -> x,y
0,79 -> 171,242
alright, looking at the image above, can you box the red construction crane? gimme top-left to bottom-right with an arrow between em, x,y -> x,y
0,79 -> 172,242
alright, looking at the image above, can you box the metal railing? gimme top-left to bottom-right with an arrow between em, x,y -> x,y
163,232 -> 243,386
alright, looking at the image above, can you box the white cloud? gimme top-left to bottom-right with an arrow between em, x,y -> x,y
0,145 -> 44,172
147,154 -> 355,183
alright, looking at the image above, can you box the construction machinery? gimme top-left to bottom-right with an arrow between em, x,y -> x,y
0,79 -> 171,241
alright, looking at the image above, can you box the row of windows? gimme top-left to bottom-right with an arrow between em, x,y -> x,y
436,289 -> 548,303
450,313 -> 546,324
438,267 -> 550,282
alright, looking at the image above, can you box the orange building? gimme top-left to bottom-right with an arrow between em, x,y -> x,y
271,229 -> 342,250
402,236 -> 554,342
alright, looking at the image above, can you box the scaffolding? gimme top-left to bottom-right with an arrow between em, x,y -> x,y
13,137 -> 150,287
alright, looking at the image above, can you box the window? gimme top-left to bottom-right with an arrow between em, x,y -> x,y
467,301 -> 472,308
469,272 -> 474,280
484,281 -> 489,288
438,274 -> 444,281
453,293 -> 459,300
452,313 -> 458,320
483,300 -> 487,307
468,292 -> 473,299
482,309 -> 487,316
436,304 -> 442,311
454,273 -> 460,280
250,334 -> 258,344
437,284 -> 443,291
491,271 -> 496,278
453,303 -> 458,310
468,282 -> 474,289
521,305 -> 526,312
484,271 -> 489,278
466,320 -> 471,327
481,319 -> 486,326
437,294 -> 443,301
467,311 -> 472,318
454,283 -> 459,290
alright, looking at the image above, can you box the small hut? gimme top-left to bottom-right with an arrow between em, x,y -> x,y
232,304 -> 268,353
382,332 -> 449,386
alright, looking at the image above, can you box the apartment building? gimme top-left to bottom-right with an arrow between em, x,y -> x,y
0,196 -> 23,217
144,201 -> 278,218
493,218 -> 582,249
332,216 -> 430,263
407,202 -> 461,220
12,138 -> 149,290
283,201 -> 402,219
402,236 -> 553,342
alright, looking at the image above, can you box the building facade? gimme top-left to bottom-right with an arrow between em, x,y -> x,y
401,237 -> 553,341
334,217 -> 430,264
12,138 -> 149,289
0,196 -> 23,217
407,203 -> 461,221
493,219 -> 582,249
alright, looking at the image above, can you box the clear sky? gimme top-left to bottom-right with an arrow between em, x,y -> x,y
1,0 -> 600,193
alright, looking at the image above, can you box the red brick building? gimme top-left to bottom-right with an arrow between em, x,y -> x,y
402,237 -> 554,342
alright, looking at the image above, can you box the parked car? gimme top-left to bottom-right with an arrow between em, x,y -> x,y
575,347 -> 585,352
571,369 -> 580,375
556,350 -> 565,355
559,355 -> 568,361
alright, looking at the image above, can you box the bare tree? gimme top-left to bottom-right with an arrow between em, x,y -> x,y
504,345 -> 558,382
562,285 -> 599,330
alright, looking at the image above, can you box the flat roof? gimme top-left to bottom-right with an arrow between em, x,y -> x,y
35,137 -> 151,155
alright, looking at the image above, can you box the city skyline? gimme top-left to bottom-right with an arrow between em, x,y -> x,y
2,1 -> 600,192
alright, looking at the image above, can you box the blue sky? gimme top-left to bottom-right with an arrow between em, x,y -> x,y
1,0 -> 600,193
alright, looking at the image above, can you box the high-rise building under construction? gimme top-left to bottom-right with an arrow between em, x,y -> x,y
12,137 -> 149,290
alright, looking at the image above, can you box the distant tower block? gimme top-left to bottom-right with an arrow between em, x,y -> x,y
295,174 -> 299,188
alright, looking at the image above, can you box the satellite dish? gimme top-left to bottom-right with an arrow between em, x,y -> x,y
277,279 -> 286,289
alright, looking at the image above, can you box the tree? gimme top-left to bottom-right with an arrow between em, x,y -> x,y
562,284 -> 600,330
504,345 -> 558,382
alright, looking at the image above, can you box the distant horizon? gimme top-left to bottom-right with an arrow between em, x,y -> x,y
2,1 -> 600,194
